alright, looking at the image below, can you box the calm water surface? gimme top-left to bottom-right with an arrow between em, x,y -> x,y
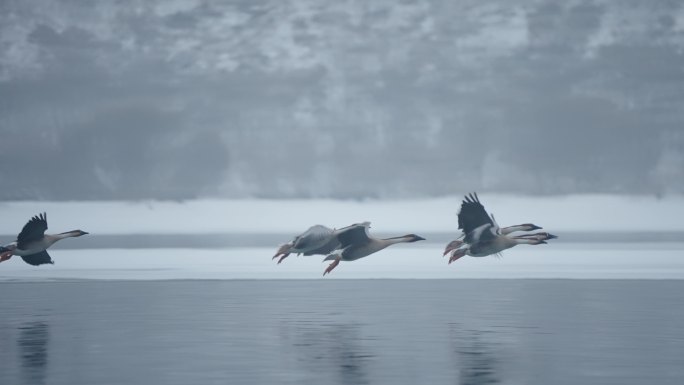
1,280 -> 683,385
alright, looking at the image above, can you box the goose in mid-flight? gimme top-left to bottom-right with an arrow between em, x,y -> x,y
323,221 -> 425,276
443,193 -> 556,264
273,225 -> 342,264
0,213 -> 88,266
441,223 -> 544,257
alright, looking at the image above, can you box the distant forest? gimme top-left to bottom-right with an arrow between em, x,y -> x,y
1,1 -> 683,200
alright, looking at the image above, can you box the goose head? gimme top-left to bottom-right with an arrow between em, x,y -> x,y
521,223 -> 542,231
522,232 -> 558,241
537,232 -> 558,240
72,230 -> 89,237
403,234 -> 426,243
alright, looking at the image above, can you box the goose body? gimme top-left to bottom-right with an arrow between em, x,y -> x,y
272,225 -> 343,264
323,222 -> 425,275
444,193 -> 556,264
0,213 -> 88,266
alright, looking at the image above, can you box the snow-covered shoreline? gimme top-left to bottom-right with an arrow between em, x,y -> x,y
0,194 -> 682,235
1,243 -> 683,280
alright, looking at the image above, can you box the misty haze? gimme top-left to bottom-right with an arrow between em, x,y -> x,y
2,2 -> 684,385
1,1 -> 683,200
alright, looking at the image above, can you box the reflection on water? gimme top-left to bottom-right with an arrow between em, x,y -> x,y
289,322 -> 374,385
18,321 -> 49,385
1,280 -> 684,385
450,325 -> 501,385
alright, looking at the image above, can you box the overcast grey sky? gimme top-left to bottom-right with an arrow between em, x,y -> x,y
1,0 -> 683,200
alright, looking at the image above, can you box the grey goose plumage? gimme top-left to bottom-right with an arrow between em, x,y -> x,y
444,193 -> 556,264
0,213 -> 88,266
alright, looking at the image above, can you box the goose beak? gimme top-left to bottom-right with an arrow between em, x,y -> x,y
414,235 -> 426,242
545,233 -> 558,240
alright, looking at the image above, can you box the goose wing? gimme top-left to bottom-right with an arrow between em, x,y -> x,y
335,222 -> 372,248
293,225 -> 335,251
303,237 -> 341,256
17,213 -> 48,249
458,193 -> 495,235
21,250 -> 53,266
464,223 -> 498,244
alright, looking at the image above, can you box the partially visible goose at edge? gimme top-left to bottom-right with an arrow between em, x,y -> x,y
0,213 -> 89,266
323,221 -> 425,276
443,193 -> 556,264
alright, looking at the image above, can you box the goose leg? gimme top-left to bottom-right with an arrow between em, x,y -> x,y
0,251 -> 12,263
273,243 -> 293,263
323,257 -> 341,276
443,240 -> 464,257
448,249 -> 467,264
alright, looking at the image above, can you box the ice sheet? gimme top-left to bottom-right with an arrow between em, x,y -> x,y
1,243 -> 683,280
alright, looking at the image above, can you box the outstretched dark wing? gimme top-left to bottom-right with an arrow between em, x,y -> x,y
335,222 -> 371,248
464,223 -> 497,244
458,193 -> 494,236
21,250 -> 54,266
17,213 -> 48,249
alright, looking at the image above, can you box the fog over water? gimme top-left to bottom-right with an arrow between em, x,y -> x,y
1,1 -> 683,200
3,6 -> 684,384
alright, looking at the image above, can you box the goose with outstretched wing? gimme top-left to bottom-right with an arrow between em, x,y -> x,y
443,193 -> 556,264
0,213 -> 88,266
322,222 -> 425,276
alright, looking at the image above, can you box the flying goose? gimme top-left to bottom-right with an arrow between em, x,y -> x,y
0,213 -> 88,266
323,221 -> 425,276
443,193 -> 556,264
441,222 -> 543,255
273,225 -> 342,264
441,223 -> 544,257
